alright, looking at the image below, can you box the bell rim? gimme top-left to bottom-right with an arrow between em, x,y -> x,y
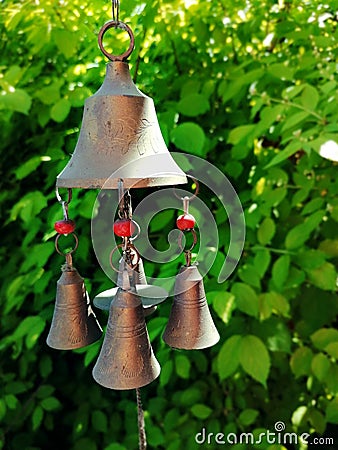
56,174 -> 187,189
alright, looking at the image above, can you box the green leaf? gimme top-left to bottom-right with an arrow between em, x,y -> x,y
217,335 -> 242,380
311,353 -> 331,381
281,111 -> 310,132
301,84 -> 319,110
11,316 -> 45,345
83,341 -> 101,367
212,291 -> 236,324
319,239 -> 338,258
147,317 -> 168,342
231,283 -> 259,318
104,445 -> 126,450
35,80 -> 63,105
268,63 -> 294,81
257,217 -> 276,245
5,394 -> 18,409
285,210 -> 325,250
10,191 -> 48,223
306,262 -> 337,291
177,94 -> 209,117
32,406 -> 44,431
259,292 -> 289,320
14,156 -> 43,180
0,399 -> 6,422
238,409 -> 259,426
311,328 -> 338,350
36,385 -> 55,399
290,347 -> 313,378
190,404 -> 213,419
175,354 -> 190,379
264,141 -> 302,169
228,125 -> 255,145
53,29 -> 76,58
238,264 -> 261,288
308,408 -> 326,434
272,255 -> 290,290
92,410 -> 108,433
301,197 -> 324,216
40,397 -> 61,411
254,249 -> 271,278
285,224 -> 311,250
295,250 -> 327,270
325,342 -> 338,359
326,397 -> 338,424
282,84 -> 305,100
68,86 -> 92,107
0,88 -> 32,114
50,98 -> 71,123
239,335 -> 270,386
292,405 -> 307,427
171,122 -> 205,155
160,360 -> 173,387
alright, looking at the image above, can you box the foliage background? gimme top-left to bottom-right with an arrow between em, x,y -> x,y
1,0 -> 338,449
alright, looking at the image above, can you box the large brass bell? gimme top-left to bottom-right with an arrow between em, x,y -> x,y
47,267 -> 103,350
56,61 -> 187,189
163,265 -> 220,350
93,255 -> 168,316
92,267 -> 160,389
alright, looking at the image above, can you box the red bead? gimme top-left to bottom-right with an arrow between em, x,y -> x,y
113,219 -> 135,237
176,214 -> 196,230
54,219 -> 76,234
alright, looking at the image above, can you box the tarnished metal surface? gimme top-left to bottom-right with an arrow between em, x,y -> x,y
56,62 -> 187,189
163,265 -> 220,350
92,277 -> 160,389
47,268 -> 102,350
93,255 -> 167,315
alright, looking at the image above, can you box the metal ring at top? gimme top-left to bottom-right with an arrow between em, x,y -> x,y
55,233 -> 79,256
109,243 -> 140,272
178,229 -> 198,253
98,20 -> 135,62
173,175 -> 199,201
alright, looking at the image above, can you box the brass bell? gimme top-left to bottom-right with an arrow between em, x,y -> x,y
92,267 -> 160,389
93,255 -> 168,316
56,61 -> 187,189
47,267 -> 103,350
163,265 -> 220,350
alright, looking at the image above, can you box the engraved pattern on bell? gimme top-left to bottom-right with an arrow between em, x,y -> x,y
47,268 -> 102,350
92,288 -> 160,390
56,61 -> 187,189
163,265 -> 220,350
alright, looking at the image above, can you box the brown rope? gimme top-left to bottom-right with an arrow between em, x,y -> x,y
136,388 -> 147,450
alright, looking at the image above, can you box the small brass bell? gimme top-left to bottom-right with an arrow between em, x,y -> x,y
93,255 -> 168,315
163,265 -> 220,350
92,267 -> 160,389
56,61 -> 187,189
47,267 -> 103,350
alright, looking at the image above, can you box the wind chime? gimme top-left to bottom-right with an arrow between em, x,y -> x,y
47,1 -> 219,447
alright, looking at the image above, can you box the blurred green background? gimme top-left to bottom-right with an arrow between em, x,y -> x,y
1,1 -> 338,449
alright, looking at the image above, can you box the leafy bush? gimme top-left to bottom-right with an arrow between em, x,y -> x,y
1,1 -> 338,449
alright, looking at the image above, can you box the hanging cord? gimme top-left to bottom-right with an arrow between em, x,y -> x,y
136,388 -> 147,450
